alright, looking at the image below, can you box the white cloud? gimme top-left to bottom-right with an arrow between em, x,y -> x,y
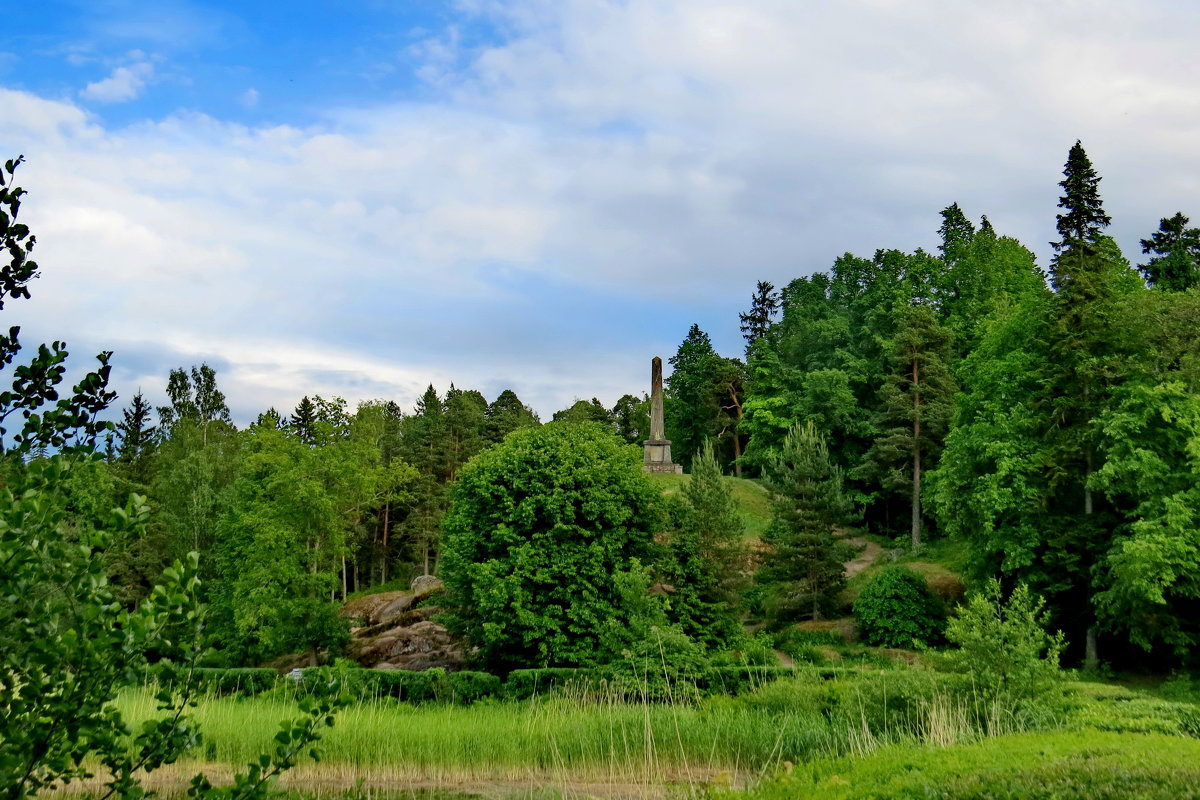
6,1 -> 1200,420
80,61 -> 154,103
239,88 -> 259,108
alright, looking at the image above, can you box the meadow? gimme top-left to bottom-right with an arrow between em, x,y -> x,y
89,668 -> 1200,799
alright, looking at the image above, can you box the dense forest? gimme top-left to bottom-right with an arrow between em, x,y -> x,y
7,140 -> 1200,684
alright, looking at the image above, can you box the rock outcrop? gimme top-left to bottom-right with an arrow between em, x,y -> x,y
339,575 -> 465,671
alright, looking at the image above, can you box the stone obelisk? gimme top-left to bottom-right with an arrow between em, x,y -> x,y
643,356 -> 682,474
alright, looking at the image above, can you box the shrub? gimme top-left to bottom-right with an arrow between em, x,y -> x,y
503,669 -> 585,700
853,567 -> 944,648
945,579 -> 1064,706
144,665 -> 279,697
440,423 -> 660,670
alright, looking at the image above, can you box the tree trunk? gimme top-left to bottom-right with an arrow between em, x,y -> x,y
912,359 -> 922,549
381,501 -> 390,585
1085,625 -> 1098,671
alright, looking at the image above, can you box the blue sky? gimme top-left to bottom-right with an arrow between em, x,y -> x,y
4,1 -> 1200,422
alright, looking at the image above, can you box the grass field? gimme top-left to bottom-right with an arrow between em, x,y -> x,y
103,665 -> 1200,798
91,668 -> 1200,798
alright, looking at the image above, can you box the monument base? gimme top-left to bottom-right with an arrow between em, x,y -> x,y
643,438 -> 683,474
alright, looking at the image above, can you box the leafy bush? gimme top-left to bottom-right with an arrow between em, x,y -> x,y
595,560 -> 711,701
853,567 -> 944,647
448,671 -> 504,703
440,423 -> 661,669
945,580 -> 1064,706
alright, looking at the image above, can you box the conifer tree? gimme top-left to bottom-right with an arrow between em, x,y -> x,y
1140,212 -> 1200,291
485,389 -> 539,442
666,324 -> 720,471
856,304 -> 957,547
255,407 -> 285,430
114,390 -> 156,485
937,202 -> 976,262
444,385 -> 488,480
760,422 -> 856,620
290,395 -> 318,444
668,441 -> 746,645
739,281 -> 780,353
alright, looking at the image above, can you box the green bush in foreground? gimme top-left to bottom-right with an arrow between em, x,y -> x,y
440,423 -> 661,670
946,579 -> 1064,705
853,566 -> 944,648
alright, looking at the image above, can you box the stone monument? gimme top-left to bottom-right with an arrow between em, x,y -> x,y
643,356 -> 683,474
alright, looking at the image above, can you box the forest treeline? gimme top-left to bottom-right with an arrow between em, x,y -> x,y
25,141 -> 1200,672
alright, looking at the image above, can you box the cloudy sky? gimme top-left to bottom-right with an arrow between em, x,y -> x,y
3,1 -> 1200,422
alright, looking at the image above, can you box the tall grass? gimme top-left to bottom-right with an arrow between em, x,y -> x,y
113,668 -> 1046,789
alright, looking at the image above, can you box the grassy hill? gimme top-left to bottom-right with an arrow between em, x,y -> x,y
646,471 -> 774,541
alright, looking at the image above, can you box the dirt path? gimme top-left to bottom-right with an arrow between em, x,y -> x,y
844,536 -> 883,579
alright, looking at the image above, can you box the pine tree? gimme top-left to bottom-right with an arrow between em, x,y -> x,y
254,407 -> 285,429
667,440 -> 746,646
1140,212 -> 1200,291
1052,141 -> 1112,255
739,281 -> 780,353
444,385 -> 488,480
855,304 -> 956,547
760,422 -> 856,620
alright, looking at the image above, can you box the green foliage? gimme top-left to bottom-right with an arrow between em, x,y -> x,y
666,440 -> 747,647
441,422 -> 661,668
148,666 -> 279,697
854,303 -> 957,545
946,580 -> 1064,705
1,458 -> 199,798
739,280 -> 781,353
748,731 -> 1200,800
1140,211 -> 1200,291
484,388 -> 540,443
502,669 -> 585,700
853,567 -> 944,648
597,560 -> 710,700
760,422 -> 856,621
552,397 -> 614,425
210,420 -> 414,663
0,156 -> 115,455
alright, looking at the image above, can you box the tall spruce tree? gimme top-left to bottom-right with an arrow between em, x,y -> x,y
855,304 -> 957,547
666,324 -> 720,470
937,202 -> 976,262
114,390 -> 156,485
760,422 -> 856,620
1043,141 -> 1142,668
1140,212 -> 1200,292
290,395 -> 318,444
739,280 -> 780,353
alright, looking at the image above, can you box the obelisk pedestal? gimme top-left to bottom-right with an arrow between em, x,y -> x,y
643,356 -> 683,474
